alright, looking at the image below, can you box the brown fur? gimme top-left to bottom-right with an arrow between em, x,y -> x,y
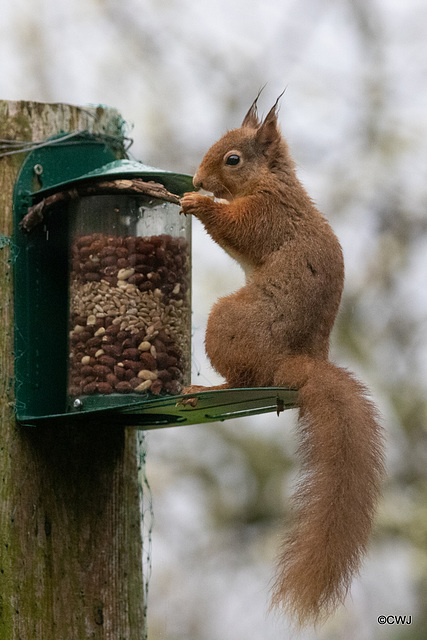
180,97 -> 385,626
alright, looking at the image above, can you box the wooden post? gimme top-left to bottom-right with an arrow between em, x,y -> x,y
0,101 -> 145,639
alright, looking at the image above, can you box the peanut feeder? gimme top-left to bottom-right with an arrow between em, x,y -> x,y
12,132 -> 296,428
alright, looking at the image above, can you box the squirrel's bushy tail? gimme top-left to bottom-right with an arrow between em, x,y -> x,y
271,359 -> 385,626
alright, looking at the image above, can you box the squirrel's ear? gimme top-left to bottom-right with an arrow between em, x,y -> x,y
241,86 -> 265,128
256,105 -> 280,146
255,90 -> 285,147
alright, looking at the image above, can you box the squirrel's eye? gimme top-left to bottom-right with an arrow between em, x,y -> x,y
225,154 -> 240,166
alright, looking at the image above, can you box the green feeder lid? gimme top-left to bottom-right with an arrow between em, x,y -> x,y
15,131 -> 194,199
75,159 -> 194,196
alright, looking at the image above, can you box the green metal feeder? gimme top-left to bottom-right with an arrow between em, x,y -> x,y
12,132 -> 297,428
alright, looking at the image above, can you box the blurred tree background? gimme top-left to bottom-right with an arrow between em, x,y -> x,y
1,0 -> 427,638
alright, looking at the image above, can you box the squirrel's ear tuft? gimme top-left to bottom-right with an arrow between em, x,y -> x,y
255,89 -> 286,147
241,85 -> 266,128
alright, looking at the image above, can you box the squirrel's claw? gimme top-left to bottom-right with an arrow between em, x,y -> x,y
176,395 -> 199,408
176,385 -> 207,408
178,396 -> 199,407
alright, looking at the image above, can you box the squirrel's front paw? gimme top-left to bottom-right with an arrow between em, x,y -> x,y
180,192 -> 211,217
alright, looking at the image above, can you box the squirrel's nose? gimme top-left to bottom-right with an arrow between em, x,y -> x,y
193,172 -> 203,190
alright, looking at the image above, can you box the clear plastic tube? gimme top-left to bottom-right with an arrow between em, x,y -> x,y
68,194 -> 191,408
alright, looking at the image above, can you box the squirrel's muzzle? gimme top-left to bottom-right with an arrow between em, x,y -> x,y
193,172 -> 203,189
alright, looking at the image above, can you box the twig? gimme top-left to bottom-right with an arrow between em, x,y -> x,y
20,179 -> 181,231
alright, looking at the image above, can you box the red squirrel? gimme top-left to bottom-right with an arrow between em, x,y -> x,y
179,94 -> 385,626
